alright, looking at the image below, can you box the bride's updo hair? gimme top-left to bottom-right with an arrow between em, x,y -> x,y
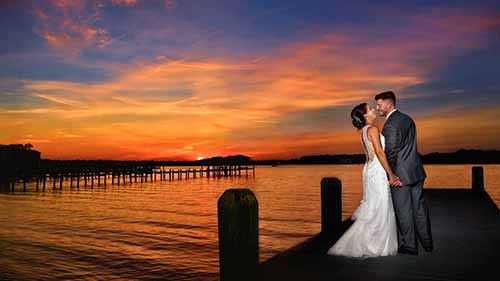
351,103 -> 367,129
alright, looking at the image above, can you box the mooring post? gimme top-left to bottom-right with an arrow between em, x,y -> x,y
321,177 -> 342,234
472,166 -> 484,191
218,188 -> 259,281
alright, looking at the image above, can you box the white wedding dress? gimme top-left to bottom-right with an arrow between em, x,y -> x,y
327,124 -> 398,258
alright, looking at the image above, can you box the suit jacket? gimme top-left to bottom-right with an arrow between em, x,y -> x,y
382,110 -> 426,186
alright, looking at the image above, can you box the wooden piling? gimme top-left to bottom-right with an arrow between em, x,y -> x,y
320,177 -> 342,234
218,189 -> 259,281
472,166 -> 484,191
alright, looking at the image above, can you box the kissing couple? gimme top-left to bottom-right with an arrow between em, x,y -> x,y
327,91 -> 434,258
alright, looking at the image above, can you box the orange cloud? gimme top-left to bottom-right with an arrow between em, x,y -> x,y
3,7 -> 499,160
31,0 -> 134,55
109,0 -> 139,6
415,106 -> 500,153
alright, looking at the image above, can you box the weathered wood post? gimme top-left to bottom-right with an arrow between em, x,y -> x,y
321,177 -> 342,234
218,188 -> 259,281
472,166 -> 484,191
42,175 -> 46,191
59,174 -> 63,190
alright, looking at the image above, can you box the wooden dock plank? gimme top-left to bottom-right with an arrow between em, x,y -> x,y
258,189 -> 500,281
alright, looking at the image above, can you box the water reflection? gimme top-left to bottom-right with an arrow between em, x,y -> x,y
0,165 -> 498,280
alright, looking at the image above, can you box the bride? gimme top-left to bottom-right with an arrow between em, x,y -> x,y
327,103 -> 400,258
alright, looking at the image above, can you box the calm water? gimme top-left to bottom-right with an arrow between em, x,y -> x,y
1,164 -> 499,280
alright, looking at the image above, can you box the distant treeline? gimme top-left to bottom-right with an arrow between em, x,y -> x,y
249,149 -> 500,165
38,155 -> 252,168
37,149 -> 500,166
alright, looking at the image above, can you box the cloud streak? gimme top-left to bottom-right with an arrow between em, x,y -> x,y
1,3 -> 499,159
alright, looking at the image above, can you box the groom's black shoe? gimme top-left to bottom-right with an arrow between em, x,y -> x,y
398,247 -> 418,255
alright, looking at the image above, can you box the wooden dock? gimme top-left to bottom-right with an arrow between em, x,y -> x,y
218,166 -> 499,281
6,164 -> 255,192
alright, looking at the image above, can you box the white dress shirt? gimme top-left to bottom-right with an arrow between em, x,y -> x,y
386,108 -> 398,120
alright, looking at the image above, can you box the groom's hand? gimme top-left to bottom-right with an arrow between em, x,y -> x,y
389,176 -> 403,187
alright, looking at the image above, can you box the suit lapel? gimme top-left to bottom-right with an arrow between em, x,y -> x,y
382,109 -> 398,136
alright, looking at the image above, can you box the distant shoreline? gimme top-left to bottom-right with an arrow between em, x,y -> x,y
40,149 -> 500,165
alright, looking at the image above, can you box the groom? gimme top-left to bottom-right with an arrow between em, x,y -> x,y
375,91 -> 433,255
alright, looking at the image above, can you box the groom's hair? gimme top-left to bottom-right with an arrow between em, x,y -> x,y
375,91 -> 396,105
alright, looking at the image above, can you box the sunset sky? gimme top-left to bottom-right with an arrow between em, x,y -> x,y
1,0 -> 499,160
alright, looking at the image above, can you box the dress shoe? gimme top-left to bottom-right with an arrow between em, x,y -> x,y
398,247 -> 418,255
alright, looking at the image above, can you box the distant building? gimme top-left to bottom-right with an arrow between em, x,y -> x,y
0,144 -> 41,179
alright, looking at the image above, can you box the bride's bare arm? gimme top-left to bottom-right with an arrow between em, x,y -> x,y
367,126 -> 402,186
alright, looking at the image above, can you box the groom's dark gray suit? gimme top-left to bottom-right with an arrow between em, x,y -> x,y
382,109 -> 433,252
